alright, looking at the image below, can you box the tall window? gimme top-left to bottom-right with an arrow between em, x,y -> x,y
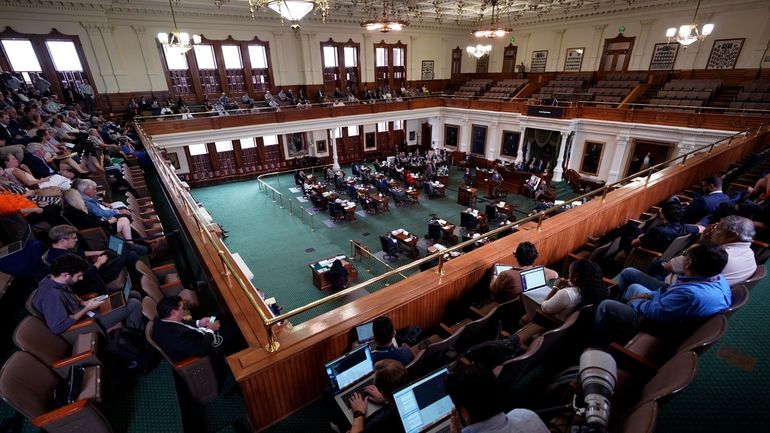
158,36 -> 273,102
0,28 -> 95,105
374,41 -> 406,90
321,39 -> 360,93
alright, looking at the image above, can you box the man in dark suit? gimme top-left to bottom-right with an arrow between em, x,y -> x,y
22,142 -> 63,178
682,175 -> 730,225
152,295 -> 238,363
0,112 -> 25,161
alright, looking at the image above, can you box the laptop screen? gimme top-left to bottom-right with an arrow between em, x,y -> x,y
393,368 -> 453,433
520,266 -> 547,292
108,236 -> 124,255
355,322 -> 375,344
494,264 -> 513,275
325,345 -> 374,393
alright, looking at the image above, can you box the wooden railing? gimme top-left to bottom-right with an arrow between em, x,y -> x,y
137,116 -> 769,430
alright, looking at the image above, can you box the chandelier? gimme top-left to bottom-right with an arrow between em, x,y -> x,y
361,0 -> 409,32
248,0 -> 330,25
157,0 -> 201,55
466,44 -> 492,59
471,0 -> 511,38
665,0 -> 714,47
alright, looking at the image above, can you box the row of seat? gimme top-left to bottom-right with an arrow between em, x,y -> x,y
663,79 -> 722,91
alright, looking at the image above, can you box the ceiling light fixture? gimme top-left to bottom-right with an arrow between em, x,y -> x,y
665,0 -> 714,47
466,44 -> 492,59
471,0 -> 511,38
248,0 -> 330,27
157,0 -> 201,56
361,0 -> 409,32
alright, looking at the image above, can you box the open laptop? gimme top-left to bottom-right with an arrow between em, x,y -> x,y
104,235 -> 125,265
355,321 -> 375,345
0,217 -> 31,259
494,264 -> 513,275
97,274 -> 132,315
521,266 -> 554,316
327,345 -> 383,424
393,367 -> 453,433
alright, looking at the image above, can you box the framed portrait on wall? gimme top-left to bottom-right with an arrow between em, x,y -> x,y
470,125 -> 487,156
706,38 -> 744,70
649,42 -> 679,70
445,124 -> 459,147
564,48 -> 584,72
286,132 -> 308,158
408,131 -> 416,141
316,140 -> 327,154
364,132 -> 376,150
166,152 -> 181,170
579,141 -> 604,176
624,139 -> 674,177
421,60 -> 434,80
501,131 -> 520,157
530,50 -> 548,73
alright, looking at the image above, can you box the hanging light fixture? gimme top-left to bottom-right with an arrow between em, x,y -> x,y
466,44 -> 492,59
361,0 -> 409,32
471,0 -> 511,39
248,0 -> 330,26
157,0 -> 201,56
665,0 -> 714,47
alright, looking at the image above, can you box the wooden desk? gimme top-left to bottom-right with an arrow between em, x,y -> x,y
429,181 -> 446,197
405,187 -> 419,202
457,187 -> 477,206
309,255 -> 357,291
370,193 -> 390,212
437,175 -> 449,187
391,229 -> 419,258
434,218 -> 457,244
322,191 -> 339,202
494,201 -> 515,218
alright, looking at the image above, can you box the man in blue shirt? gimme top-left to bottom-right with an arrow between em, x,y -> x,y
370,316 -> 413,365
594,241 -> 731,346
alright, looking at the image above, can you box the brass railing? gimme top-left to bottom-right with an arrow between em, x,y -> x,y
255,165 -> 333,231
136,120 -> 769,352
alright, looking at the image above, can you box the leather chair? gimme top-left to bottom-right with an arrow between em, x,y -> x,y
0,351 -> 110,433
725,284 -> 749,317
136,262 -> 200,308
145,320 -> 221,404
13,316 -> 101,379
493,335 -> 543,386
379,236 -> 398,261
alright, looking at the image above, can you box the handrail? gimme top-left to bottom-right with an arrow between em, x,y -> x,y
136,112 -> 769,352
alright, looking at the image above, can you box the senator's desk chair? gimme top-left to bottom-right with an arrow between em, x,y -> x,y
0,351 -> 111,433
145,320 -> 221,404
13,316 -> 101,379
609,314 -> 727,375
427,221 -> 442,243
379,236 -> 398,261
624,233 -> 695,271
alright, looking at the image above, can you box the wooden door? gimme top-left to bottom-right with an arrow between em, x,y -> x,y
598,34 -> 635,72
421,122 -> 432,152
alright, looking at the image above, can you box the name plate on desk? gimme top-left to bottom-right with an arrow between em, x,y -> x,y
527,105 -> 565,118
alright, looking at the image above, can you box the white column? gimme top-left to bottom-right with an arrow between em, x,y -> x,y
131,26 -> 165,92
553,131 -> 569,182
459,118 -> 470,154
299,32 -> 317,86
271,32 -> 285,86
588,25 -> 607,71
631,20 -> 656,70
484,121 -> 499,161
607,130 -> 631,183
330,128 -> 340,170
80,22 -> 112,93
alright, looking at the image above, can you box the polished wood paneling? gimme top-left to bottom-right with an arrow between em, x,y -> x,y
221,130 -> 768,430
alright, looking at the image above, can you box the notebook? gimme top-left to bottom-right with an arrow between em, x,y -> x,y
327,346 -> 383,423
393,367 -> 453,433
0,217 -> 31,259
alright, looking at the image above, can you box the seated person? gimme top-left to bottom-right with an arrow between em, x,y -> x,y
77,179 -> 135,240
22,142 -> 84,179
490,242 -> 559,302
32,254 -> 142,335
370,316 -> 413,365
327,259 -> 349,291
294,170 -> 307,186
629,199 -> 700,253
445,363 -> 550,433
681,175 -> 729,225
594,241 -> 731,346
152,295 -> 240,363
347,359 -> 410,433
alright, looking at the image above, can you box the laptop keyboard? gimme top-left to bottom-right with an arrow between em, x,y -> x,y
342,378 -> 374,409
110,294 -> 124,309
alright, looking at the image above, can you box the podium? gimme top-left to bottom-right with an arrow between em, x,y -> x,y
457,187 -> 477,206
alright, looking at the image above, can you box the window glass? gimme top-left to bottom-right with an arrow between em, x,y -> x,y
322,46 -> 338,68
393,48 -> 404,67
214,140 -> 233,152
1,39 -> 42,71
343,46 -> 357,67
188,143 -> 208,155
347,126 -> 358,136
45,41 -> 83,71
221,45 -> 242,69
248,45 -> 268,69
375,47 -> 388,67
377,122 -> 388,132
162,45 -> 189,70
263,135 -> 278,146
393,120 -> 403,130
193,45 -> 216,69
239,137 -> 256,149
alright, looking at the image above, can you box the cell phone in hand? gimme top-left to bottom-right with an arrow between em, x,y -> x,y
93,294 -> 109,302
209,315 -> 216,323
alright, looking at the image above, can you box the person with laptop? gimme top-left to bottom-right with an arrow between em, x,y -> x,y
32,254 -> 143,335
445,363 -> 549,433
44,225 -> 146,294
490,242 -> 559,303
348,359 -> 410,433
370,316 -> 414,365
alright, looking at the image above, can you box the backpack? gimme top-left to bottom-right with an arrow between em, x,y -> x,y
104,328 -> 160,374
462,334 -> 522,369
